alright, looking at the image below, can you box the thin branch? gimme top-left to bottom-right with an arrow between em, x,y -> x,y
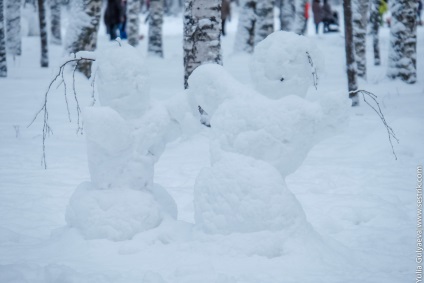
90,70 -> 97,106
72,62 -> 83,134
28,56 -> 96,169
306,52 -> 319,90
350,89 -> 399,160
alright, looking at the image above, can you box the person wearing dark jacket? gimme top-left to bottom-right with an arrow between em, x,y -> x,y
221,0 -> 231,36
312,0 -> 323,34
104,0 -> 123,40
322,0 -> 333,32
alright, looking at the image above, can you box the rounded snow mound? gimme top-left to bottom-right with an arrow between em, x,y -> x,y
66,182 -> 163,241
96,43 -> 150,120
212,94 -> 347,176
194,153 -> 307,234
187,64 -> 255,117
250,31 -> 323,99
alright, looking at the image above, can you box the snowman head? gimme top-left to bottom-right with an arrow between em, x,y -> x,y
250,31 -> 323,99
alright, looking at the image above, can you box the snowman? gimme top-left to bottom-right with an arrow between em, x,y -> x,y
65,43 -> 188,241
189,31 -> 350,234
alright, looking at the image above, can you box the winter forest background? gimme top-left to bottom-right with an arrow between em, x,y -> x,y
0,0 -> 423,282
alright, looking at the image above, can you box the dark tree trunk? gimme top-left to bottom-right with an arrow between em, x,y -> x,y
255,0 -> 274,44
294,0 -> 308,34
352,0 -> 369,79
6,0 -> 21,57
234,0 -> 256,53
343,0 -> 358,106
37,0 -> 49,67
49,0 -> 61,44
66,0 -> 102,78
0,0 -> 7,77
370,0 -> 380,65
127,0 -> 141,47
279,0 -> 294,31
183,0 -> 222,89
148,0 -> 164,56
387,0 -> 417,84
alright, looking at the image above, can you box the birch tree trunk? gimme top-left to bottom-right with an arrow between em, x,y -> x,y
49,0 -> 61,44
65,0 -> 101,78
370,0 -> 380,65
234,0 -> 256,53
352,0 -> 369,79
255,0 -> 274,44
148,0 -> 164,56
183,0 -> 222,89
0,0 -> 7,77
127,0 -> 141,47
37,0 -> 48,67
343,0 -> 358,106
293,0 -> 308,34
387,0 -> 417,84
6,0 -> 21,57
279,0 -> 294,31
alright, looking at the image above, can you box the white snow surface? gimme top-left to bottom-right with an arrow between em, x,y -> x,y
0,10 -> 422,283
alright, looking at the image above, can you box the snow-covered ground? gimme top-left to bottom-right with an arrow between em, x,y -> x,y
0,8 -> 423,283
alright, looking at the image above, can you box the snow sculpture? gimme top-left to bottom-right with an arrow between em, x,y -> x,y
194,152 -> 306,234
66,44 -> 181,241
250,31 -> 323,99
96,44 -> 151,120
190,32 -> 350,235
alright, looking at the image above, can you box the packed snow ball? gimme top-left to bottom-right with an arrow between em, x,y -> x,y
250,31 -> 323,99
96,43 -> 150,120
187,64 -> 255,117
66,182 -> 163,241
194,153 -> 307,234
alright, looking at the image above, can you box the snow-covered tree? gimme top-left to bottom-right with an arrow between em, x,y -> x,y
5,0 -> 22,57
352,0 -> 369,79
148,0 -> 164,56
370,0 -> 380,65
183,0 -> 222,89
293,0 -> 308,34
279,0 -> 294,31
164,0 -> 182,16
343,0 -> 358,105
0,0 -> 7,77
234,0 -> 256,53
387,0 -> 417,84
38,0 -> 48,67
65,0 -> 102,77
127,0 -> 141,47
254,0 -> 274,44
49,0 -> 61,45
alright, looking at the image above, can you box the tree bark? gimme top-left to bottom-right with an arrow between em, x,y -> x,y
370,0 -> 380,65
293,0 -> 308,34
0,0 -> 7,77
6,0 -> 21,57
148,0 -> 164,56
343,0 -> 358,105
49,0 -> 61,44
127,0 -> 141,47
183,0 -> 222,89
37,0 -> 48,67
255,0 -> 274,44
279,0 -> 294,31
65,0 -> 102,78
234,0 -> 256,53
387,0 -> 417,84
352,0 -> 369,79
